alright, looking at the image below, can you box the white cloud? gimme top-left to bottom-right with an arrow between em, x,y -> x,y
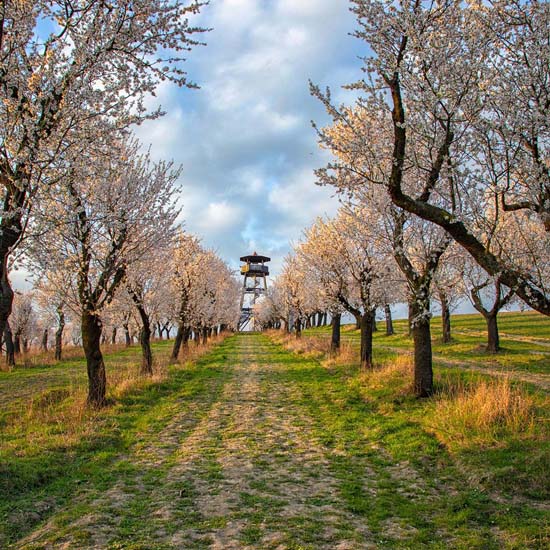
135,0 -> 362,275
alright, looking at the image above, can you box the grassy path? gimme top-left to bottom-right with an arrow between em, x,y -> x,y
4,333 -> 549,549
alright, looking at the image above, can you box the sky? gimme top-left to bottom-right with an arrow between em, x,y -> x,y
134,0 -> 364,276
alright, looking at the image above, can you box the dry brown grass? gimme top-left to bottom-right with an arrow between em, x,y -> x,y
432,376 -> 537,445
357,354 -> 414,391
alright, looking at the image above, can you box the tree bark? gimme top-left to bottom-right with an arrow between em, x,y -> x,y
410,299 -> 433,397
4,321 -> 15,367
202,326 -> 208,345
111,326 -> 117,345
485,313 -> 500,353
372,312 -> 378,332
41,328 -> 48,351
384,304 -> 394,336
55,310 -> 65,361
82,311 -> 107,407
439,292 -> 451,343
331,312 -> 341,353
360,309 -> 375,369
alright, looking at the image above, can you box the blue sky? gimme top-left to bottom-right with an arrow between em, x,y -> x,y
134,0 -> 363,276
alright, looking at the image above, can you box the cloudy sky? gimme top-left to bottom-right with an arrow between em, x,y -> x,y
134,0 -> 364,276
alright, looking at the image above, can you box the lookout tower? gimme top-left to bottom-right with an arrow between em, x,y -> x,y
238,252 -> 270,331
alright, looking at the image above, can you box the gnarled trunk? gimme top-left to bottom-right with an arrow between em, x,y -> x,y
331,312 -> 341,353
82,311 -> 107,407
360,309 -> 375,369
384,304 -> 394,336
410,298 -> 433,397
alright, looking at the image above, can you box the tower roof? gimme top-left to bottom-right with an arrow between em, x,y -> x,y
240,251 -> 270,263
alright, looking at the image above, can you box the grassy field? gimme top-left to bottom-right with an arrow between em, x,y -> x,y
302,311 -> 550,384
0,312 -> 549,549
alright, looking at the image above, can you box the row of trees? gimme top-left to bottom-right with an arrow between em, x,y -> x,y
260,0 -> 549,398
6,229 -> 239,385
0,2 -> 244,406
273,0 -> 548,397
258,201 -> 523,396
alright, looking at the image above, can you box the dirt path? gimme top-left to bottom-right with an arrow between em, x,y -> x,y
10,334 -> 543,549
14,336 -> 375,549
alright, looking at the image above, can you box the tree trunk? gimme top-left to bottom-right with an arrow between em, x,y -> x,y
331,312 -> 341,353
372,313 -> 378,332
360,310 -> 375,369
440,292 -> 451,343
55,310 -> 65,361
4,321 -> 15,367
123,323 -> 131,347
410,299 -> 433,397
384,304 -> 394,336
295,318 -> 302,338
82,311 -> 107,407
171,322 -> 185,362
131,300 -> 153,376
41,328 -> 48,351
0,244 -> 16,346
322,312 -> 328,326
354,311 -> 361,330
485,312 -> 500,353
111,326 -> 117,345
14,333 -> 21,355
408,300 -> 413,337
202,326 -> 208,345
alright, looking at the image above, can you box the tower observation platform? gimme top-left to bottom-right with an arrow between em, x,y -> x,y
238,252 -> 270,331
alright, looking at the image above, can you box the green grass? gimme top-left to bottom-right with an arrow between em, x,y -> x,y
1,323 -> 549,549
303,311 -> 550,376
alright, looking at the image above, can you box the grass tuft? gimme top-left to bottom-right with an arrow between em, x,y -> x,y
433,377 -> 536,446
